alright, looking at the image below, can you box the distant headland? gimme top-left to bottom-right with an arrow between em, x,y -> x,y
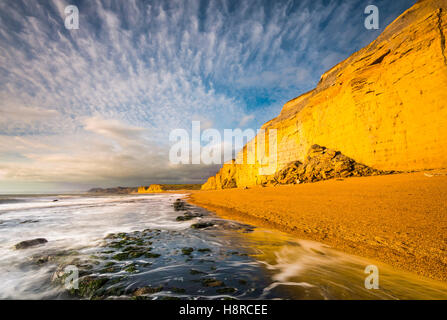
88,184 -> 201,194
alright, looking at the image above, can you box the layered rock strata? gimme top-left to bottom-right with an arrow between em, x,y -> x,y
202,0 -> 447,190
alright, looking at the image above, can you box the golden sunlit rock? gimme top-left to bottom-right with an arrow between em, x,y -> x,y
203,0 -> 447,190
137,184 -> 165,193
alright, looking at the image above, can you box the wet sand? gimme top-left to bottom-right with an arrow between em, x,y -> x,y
188,172 -> 447,282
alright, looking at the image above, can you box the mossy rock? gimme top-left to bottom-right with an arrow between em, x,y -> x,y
35,256 -> 49,265
123,246 -> 141,252
98,265 -> 118,274
216,287 -> 237,294
71,276 -> 109,298
133,286 -> 163,296
78,264 -> 94,270
190,269 -> 207,275
109,241 -> 126,249
228,251 -> 248,257
145,253 -> 161,258
107,277 -> 125,285
101,268 -> 116,274
171,287 -> 186,293
103,285 -> 126,297
197,248 -> 211,253
191,222 -> 214,229
201,278 -> 224,287
181,247 -> 194,255
173,200 -> 186,211
184,211 -> 203,218
125,264 -> 138,273
129,251 -> 145,258
176,216 -> 194,221
112,252 -> 130,261
112,249 -> 146,260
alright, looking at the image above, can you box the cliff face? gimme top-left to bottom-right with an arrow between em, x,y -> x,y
137,184 -> 165,193
88,187 -> 137,194
202,0 -> 447,190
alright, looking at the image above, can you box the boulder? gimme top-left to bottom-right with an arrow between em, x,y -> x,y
270,145 -> 393,185
14,238 -> 48,249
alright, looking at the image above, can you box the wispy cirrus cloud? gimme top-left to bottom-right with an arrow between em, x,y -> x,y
0,0 -> 415,192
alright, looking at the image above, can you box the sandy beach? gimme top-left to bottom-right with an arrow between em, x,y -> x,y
189,172 -> 447,282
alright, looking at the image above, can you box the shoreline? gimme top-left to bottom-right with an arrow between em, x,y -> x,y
188,172 -> 447,282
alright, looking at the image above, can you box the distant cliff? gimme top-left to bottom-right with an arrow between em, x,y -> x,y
137,184 -> 202,192
88,187 -> 137,194
88,184 -> 201,194
137,184 -> 165,193
203,0 -> 447,190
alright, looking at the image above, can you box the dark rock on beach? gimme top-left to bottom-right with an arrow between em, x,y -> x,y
191,222 -> 214,229
181,247 -> 194,255
176,215 -> 194,221
216,287 -> 237,294
133,286 -> 163,296
20,219 -> 39,224
72,276 -> 109,298
173,199 -> 186,211
14,238 -> 48,249
201,278 -> 225,287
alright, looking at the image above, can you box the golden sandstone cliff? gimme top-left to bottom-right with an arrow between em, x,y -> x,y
202,0 -> 447,190
137,184 -> 165,193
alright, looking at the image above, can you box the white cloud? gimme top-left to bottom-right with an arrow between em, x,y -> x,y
0,105 -> 59,123
238,114 -> 255,127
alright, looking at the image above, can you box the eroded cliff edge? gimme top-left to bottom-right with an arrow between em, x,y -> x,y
203,0 -> 447,190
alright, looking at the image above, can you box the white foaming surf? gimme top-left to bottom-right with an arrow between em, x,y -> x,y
0,193 -> 190,299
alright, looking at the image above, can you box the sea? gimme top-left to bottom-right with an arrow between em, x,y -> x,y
0,193 -> 446,300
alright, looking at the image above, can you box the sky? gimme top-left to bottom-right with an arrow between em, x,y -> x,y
0,0 -> 416,193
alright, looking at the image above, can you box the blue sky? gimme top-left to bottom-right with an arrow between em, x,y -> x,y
0,0 -> 415,193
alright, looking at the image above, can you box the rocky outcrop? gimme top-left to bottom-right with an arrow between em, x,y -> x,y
202,0 -> 447,190
269,144 -> 394,186
88,187 -> 137,194
202,145 -> 393,189
14,238 -> 48,249
201,161 -> 239,190
88,184 -> 201,194
137,184 -> 165,193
